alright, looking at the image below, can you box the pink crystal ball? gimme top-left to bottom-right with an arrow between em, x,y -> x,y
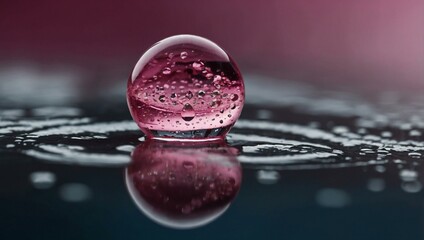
127,34 -> 245,141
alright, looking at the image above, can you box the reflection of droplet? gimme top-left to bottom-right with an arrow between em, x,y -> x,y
29,171 -> 56,189
316,188 -> 350,208
59,183 -> 92,202
367,178 -> 385,192
185,91 -> 193,99
256,170 -> 280,184
210,100 -> 221,108
198,90 -> 206,98
401,181 -> 422,193
116,145 -> 135,152
399,169 -> 418,181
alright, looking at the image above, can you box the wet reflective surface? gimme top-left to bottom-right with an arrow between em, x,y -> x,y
1,65 -> 424,239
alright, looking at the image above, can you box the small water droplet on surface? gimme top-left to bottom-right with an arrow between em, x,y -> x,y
181,103 -> 195,121
230,94 -> 239,101
162,67 -> 171,75
192,61 -> 204,71
159,95 -> 166,102
198,90 -> 206,98
29,171 -> 56,189
206,73 -> 213,79
408,152 -> 422,158
182,161 -> 194,169
185,91 -> 193,99
409,130 -> 421,137
213,75 -> 221,82
180,51 -> 188,59
210,100 -> 221,108
59,183 -> 92,202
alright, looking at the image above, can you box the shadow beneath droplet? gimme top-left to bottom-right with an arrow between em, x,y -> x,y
125,139 -> 242,229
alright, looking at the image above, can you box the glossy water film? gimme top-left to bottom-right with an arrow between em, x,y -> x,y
127,35 -> 245,141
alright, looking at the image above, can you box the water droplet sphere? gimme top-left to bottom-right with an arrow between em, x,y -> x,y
127,35 -> 245,141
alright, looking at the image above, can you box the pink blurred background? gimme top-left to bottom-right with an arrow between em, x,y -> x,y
1,0 -> 423,89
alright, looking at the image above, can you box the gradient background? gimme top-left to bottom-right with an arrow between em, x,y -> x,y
1,2 -> 424,239
1,0 -> 423,89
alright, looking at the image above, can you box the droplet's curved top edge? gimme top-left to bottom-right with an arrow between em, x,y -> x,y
131,34 -> 229,82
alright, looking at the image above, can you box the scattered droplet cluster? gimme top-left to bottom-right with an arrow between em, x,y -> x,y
127,35 -> 244,140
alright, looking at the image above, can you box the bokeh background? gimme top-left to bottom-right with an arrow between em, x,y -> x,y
1,0 -> 423,90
